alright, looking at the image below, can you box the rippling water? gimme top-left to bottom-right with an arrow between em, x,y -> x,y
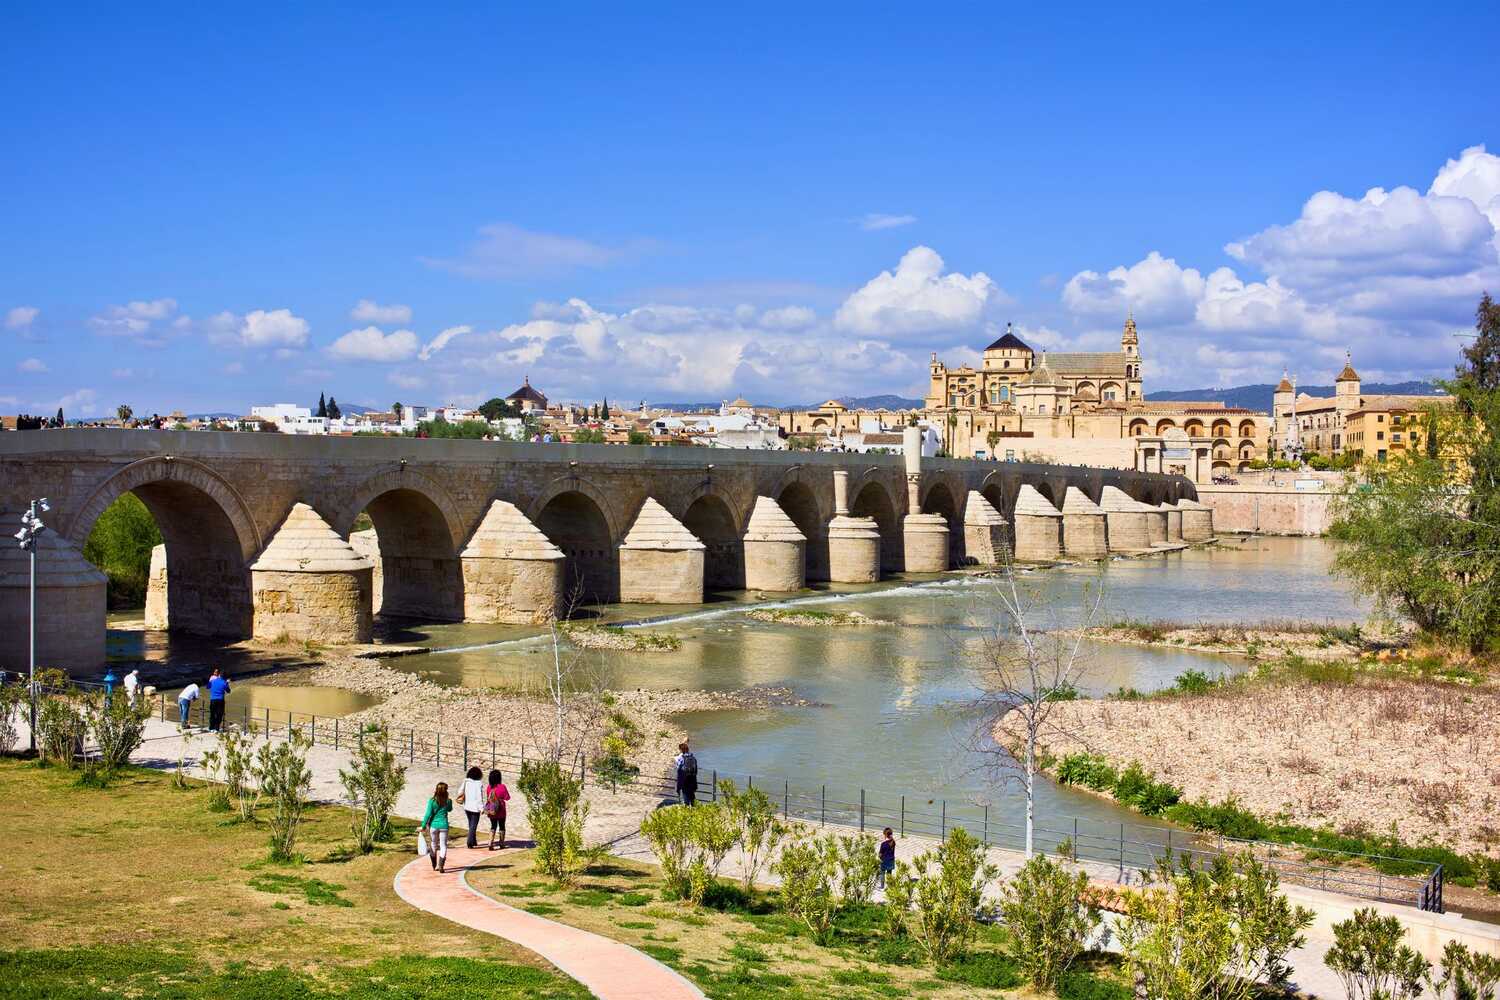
108,536 -> 1362,833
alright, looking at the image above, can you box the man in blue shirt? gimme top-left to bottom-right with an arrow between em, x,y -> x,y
207,668 -> 231,731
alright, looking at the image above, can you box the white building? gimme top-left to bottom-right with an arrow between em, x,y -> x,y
248,403 -> 329,435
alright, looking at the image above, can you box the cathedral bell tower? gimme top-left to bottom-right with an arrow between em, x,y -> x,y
1121,312 -> 1139,359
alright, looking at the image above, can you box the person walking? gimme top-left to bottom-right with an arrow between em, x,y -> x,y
177,682 -> 200,728
421,782 -> 453,873
878,828 -> 897,889
206,669 -> 230,732
484,769 -> 510,850
457,766 -> 485,850
123,669 -> 140,706
674,741 -> 698,806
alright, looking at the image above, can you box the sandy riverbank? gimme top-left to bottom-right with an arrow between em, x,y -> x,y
1077,620 -> 1394,661
1008,666 -> 1500,856
256,652 -> 814,780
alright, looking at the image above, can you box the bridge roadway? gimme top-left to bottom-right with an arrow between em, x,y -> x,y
0,429 -> 1200,668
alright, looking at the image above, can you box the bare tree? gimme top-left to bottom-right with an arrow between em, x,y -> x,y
514,583 -> 613,767
963,561 -> 1104,858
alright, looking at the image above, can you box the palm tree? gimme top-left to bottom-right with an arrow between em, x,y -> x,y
117,404 -> 133,423
392,402 -> 403,421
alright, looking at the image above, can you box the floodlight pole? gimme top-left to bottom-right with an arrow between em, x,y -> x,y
15,498 -> 48,753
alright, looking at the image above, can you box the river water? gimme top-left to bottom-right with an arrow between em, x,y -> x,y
107,536 -> 1362,837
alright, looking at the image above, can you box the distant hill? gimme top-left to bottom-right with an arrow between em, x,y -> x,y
1146,380 -> 1445,413
306,401 -> 379,415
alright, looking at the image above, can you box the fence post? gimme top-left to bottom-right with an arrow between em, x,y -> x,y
747,775 -> 752,791
463,735 -> 469,771
900,795 -> 904,837
334,717 -> 339,750
859,789 -> 865,831
436,732 -> 441,766
409,729 -> 415,762
941,800 -> 946,840
784,780 -> 789,818
822,786 -> 827,827
265,706 -> 270,737
711,770 -> 717,802
1118,823 -> 1125,882
1072,818 -> 1078,863
491,737 -> 496,769
983,805 -> 988,845
357,726 -> 364,752
1166,828 -> 1172,862
311,715 -> 316,747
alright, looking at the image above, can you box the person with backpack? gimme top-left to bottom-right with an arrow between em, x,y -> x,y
484,769 -> 510,850
674,741 -> 698,806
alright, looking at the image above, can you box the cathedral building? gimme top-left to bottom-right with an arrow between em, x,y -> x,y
926,317 -> 1144,412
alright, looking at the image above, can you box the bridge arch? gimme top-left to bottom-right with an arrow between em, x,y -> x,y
66,457 -> 260,638
343,468 -> 466,622
682,491 -> 744,591
849,476 -> 901,573
920,479 -> 965,567
775,477 -> 829,582
528,476 -> 622,607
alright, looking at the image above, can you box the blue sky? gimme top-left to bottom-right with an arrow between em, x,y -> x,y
3,5 -> 1499,416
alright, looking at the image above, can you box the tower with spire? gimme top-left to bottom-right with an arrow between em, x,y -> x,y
1121,312 -> 1139,359
1334,351 -> 1361,417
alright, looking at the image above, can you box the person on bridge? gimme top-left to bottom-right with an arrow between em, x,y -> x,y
674,741 -> 698,806
206,669 -> 231,731
177,682 -> 200,728
421,782 -> 453,873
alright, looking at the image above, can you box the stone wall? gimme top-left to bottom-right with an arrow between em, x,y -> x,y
1195,484 -> 1335,536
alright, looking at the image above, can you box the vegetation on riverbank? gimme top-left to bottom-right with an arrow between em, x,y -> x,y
0,757 -> 586,998
1091,618 -> 1374,661
559,622 -> 681,650
81,492 -> 161,609
747,608 -> 891,627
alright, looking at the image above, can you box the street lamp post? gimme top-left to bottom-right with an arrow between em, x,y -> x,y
13,498 -> 49,752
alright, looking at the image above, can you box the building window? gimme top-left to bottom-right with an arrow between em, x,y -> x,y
1000,385 -> 1011,401
1004,360 -> 1011,368
1376,431 -> 1384,441
1038,404 -> 1047,415
1103,389 -> 1116,401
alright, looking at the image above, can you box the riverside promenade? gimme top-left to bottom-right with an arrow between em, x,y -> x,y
23,711 -> 1500,998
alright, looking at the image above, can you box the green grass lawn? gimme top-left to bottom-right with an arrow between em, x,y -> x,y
466,849 -> 1131,1000
0,756 -> 588,999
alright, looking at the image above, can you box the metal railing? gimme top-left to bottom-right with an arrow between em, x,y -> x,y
7,676 -> 1445,913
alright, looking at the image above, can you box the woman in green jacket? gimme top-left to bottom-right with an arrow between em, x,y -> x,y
421,782 -> 453,872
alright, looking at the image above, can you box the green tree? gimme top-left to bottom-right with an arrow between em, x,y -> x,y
392,401 -> 403,421
890,828 -> 998,965
83,493 -> 163,608
327,396 -> 341,419
338,725 -> 407,854
717,779 -> 785,892
316,393 -> 327,418
1436,941 -> 1500,1000
773,831 -> 839,942
1324,908 -> 1430,1000
478,397 -> 517,421
1459,292 -> 1500,391
257,733 -> 314,861
518,760 -> 600,886
573,428 -> 606,444
627,429 -> 650,446
116,403 -> 132,422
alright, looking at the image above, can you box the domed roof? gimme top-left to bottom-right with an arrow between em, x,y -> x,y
729,397 -> 753,408
1275,374 -> 1294,392
819,399 -> 847,411
1019,354 -> 1059,387
984,330 -> 1033,353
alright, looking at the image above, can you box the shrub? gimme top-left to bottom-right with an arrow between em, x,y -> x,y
1055,753 -> 1117,792
518,759 -> 600,886
773,830 -> 838,943
834,834 -> 882,906
80,690 -> 151,785
1324,908 -> 1431,1000
199,729 -> 258,820
0,683 -> 23,753
1436,941 -> 1500,1000
591,710 -> 642,791
257,732 -> 313,861
1112,763 -> 1181,815
1171,669 -> 1219,694
897,828 -> 998,965
338,724 -> 407,854
639,802 -> 740,905
718,779 -> 785,893
999,855 -> 1103,993
1119,851 -> 1313,1000
35,694 -> 86,768
639,804 -> 696,896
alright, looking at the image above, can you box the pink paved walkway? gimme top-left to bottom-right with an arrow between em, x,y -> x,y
393,845 -> 704,1000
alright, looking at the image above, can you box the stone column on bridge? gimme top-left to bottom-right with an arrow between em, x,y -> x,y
348,530 -> 383,615
1099,486 -> 1152,553
1177,498 -> 1215,541
144,543 -> 168,629
827,471 -> 881,583
250,503 -> 373,644
1159,502 -> 1184,543
618,498 -> 706,605
742,495 -> 805,592
1012,485 -> 1063,562
962,491 -> 1010,567
0,509 -> 107,670
460,500 -> 564,623
1060,488 -> 1109,559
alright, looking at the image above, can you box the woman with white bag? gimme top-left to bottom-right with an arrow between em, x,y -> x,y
420,782 -> 453,873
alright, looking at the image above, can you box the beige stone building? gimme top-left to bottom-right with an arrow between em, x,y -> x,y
1270,355 -> 1450,461
922,318 -> 1269,481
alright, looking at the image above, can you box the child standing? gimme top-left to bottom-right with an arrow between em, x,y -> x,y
878,828 -> 897,889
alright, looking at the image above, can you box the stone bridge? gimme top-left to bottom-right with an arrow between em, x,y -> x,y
0,429 -> 1207,668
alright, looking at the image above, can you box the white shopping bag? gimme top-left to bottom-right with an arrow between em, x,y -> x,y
417,831 -> 430,857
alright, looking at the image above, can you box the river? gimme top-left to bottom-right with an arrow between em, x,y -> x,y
104,535 -> 1362,841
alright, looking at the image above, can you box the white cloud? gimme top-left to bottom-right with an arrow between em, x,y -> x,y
18,357 -> 48,373
859,213 -> 918,231
5,306 -> 39,330
55,388 -> 98,415
759,305 -> 816,330
421,223 -> 647,280
834,246 -> 1008,341
242,309 -> 311,349
327,326 -> 420,362
350,299 -> 413,324
90,298 -> 179,342
1430,144 -> 1500,234
418,324 -> 471,361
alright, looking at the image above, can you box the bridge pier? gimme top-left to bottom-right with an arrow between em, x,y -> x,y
1012,485 -> 1063,562
1145,505 -> 1168,547
963,491 -> 1010,567
1099,487 -> 1152,552
1159,502 -> 1184,543
0,509 -> 106,670
1061,487 -> 1109,559
619,499 -> 705,605
1179,498 -> 1215,541
250,503 -> 373,644
460,500 -> 564,624
827,471 -> 881,583
743,495 -> 805,592
145,543 -> 168,628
